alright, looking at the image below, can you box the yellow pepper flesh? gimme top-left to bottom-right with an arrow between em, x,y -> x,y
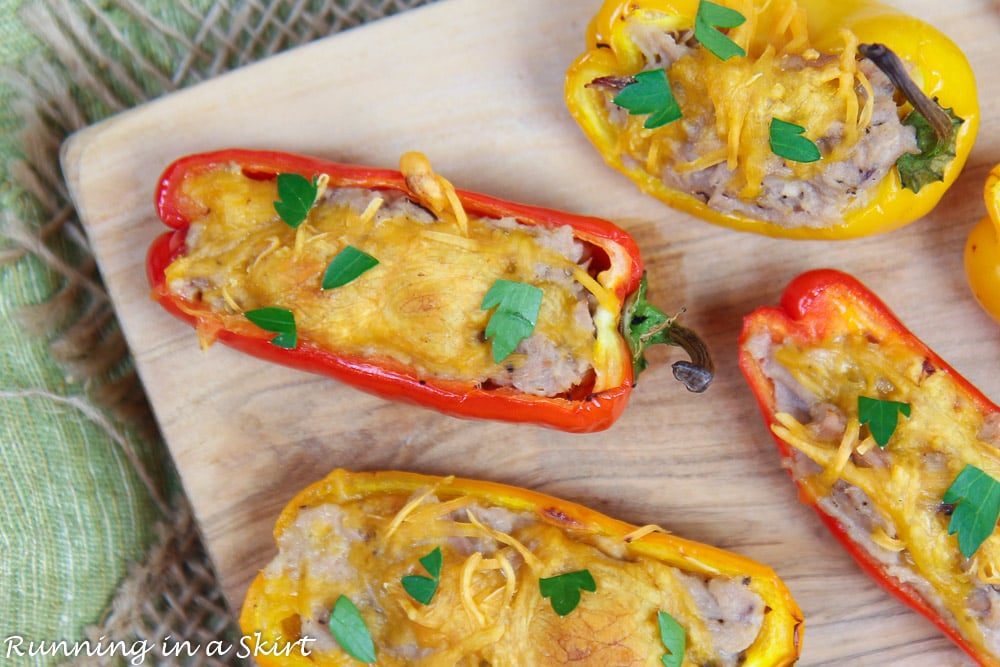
965,165 -> 1000,323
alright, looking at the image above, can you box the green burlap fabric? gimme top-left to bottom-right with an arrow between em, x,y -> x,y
0,1 -> 432,664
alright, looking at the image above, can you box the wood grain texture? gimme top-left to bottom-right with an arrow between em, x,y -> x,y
62,0 -> 1000,664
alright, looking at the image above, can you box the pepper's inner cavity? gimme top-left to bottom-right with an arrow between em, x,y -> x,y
163,162 -> 621,397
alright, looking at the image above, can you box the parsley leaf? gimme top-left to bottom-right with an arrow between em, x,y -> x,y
613,69 -> 682,129
858,396 -> 911,448
770,118 -> 822,163
322,246 -> 379,289
401,576 -> 437,606
657,611 -> 686,667
695,0 -> 746,61
274,173 -> 318,228
244,307 -> 297,349
419,545 -> 443,577
539,569 -> 596,616
944,464 -> 1000,558
401,546 -> 442,605
481,279 -> 543,363
328,595 -> 376,663
896,104 -> 963,193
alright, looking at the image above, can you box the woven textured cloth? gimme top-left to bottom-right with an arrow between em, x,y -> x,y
0,1 -> 432,664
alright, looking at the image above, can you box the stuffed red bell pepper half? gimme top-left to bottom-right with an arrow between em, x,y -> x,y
739,268 -> 1000,666
147,149 -> 713,432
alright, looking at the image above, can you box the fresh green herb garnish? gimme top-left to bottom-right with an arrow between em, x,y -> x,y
328,595 -> 376,663
274,173 -> 318,228
858,396 -> 911,448
694,0 -> 746,61
322,246 -> 379,290
769,118 -> 822,163
613,69 -> 682,129
657,611 -> 686,667
481,279 -> 543,363
244,306 -> 297,349
944,464 -> 1000,559
896,104 -> 963,193
401,546 -> 443,605
539,569 -> 596,616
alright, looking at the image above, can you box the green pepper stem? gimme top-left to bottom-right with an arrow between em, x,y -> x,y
858,43 -> 952,144
621,274 -> 714,393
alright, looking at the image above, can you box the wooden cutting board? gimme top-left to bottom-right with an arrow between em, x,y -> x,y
62,0 -> 1000,664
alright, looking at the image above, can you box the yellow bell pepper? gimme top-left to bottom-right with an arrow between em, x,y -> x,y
564,0 -> 979,239
966,165 -> 1000,324
240,469 -> 803,666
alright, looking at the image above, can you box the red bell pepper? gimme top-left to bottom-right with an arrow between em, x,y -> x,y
739,268 -> 1000,666
147,149 -> 712,432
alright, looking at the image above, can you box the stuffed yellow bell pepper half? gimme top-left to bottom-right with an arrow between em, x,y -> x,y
565,0 -> 978,239
241,469 -> 803,666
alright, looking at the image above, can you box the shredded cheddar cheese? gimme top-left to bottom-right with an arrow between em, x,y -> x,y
976,545 -> 1000,585
622,524 -> 669,543
163,159 -> 627,396
821,417 -> 860,486
400,151 -> 469,236
870,527 -> 905,553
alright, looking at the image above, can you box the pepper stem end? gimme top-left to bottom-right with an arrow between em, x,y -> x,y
858,43 -> 952,143
622,274 -> 714,393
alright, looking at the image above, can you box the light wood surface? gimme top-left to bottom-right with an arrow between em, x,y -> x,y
62,0 -> 1000,664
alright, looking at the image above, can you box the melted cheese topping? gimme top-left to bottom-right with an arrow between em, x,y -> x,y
765,334 -> 1000,655
164,162 -> 620,395
619,0 -> 876,199
254,487 -> 765,666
